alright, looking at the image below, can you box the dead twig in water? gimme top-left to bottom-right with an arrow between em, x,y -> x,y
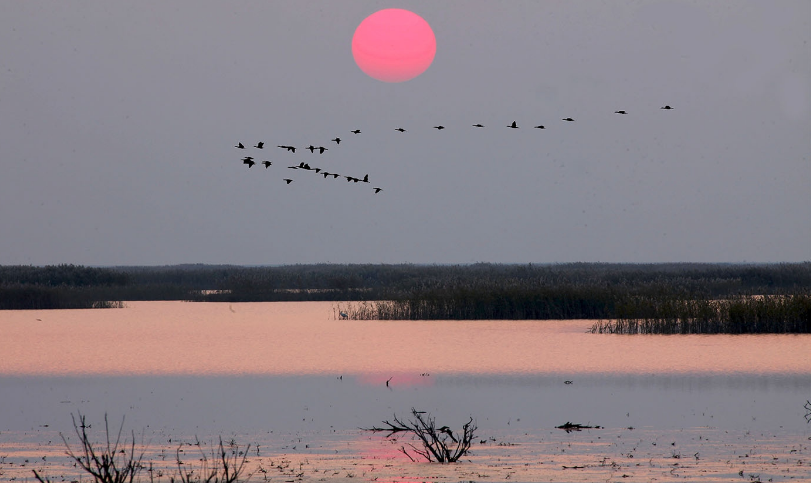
363,408 -> 477,463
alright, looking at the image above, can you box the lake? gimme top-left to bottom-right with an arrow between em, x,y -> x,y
1,301 -> 810,482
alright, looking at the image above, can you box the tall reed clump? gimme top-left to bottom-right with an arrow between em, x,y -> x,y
591,293 -> 811,334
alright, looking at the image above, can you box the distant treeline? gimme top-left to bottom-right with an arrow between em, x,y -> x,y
1,263 -> 810,332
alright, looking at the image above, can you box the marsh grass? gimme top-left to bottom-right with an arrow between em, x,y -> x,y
591,293 -> 811,334
172,437 -> 251,483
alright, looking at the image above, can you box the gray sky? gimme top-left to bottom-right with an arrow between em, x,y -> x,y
1,1 -> 809,265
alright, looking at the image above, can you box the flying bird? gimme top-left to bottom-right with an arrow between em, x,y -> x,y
562,117 -> 575,122
661,105 -> 673,110
314,168 -> 322,173
331,137 -> 342,144
373,187 -> 383,194
235,142 -> 245,149
242,156 -> 254,161
472,123 -> 484,128
362,174 -> 369,183
318,146 -> 328,154
306,145 -> 316,153
395,128 -> 407,132
534,125 -> 546,129
254,142 -> 264,149
278,145 -> 296,153
507,121 -> 518,129
261,161 -> 272,168
283,178 -> 293,184
243,159 -> 255,168
614,110 -> 627,114
287,165 -> 298,169
433,125 -> 445,130
350,129 -> 361,134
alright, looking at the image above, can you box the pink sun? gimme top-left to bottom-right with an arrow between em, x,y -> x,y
351,8 -> 436,83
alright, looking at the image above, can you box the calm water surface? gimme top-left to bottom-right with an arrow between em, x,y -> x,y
1,301 -> 809,482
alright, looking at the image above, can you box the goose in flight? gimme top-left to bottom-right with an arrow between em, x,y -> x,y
254,141 -> 264,149
314,168 -> 322,173
507,121 -> 518,129
661,105 -> 673,110
287,165 -> 299,169
306,145 -> 317,153
278,145 -> 296,153
261,161 -> 272,168
534,125 -> 546,129
362,174 -> 369,183
283,179 -> 293,184
318,146 -> 328,154
562,117 -> 575,122
614,110 -> 627,114
433,125 -> 445,130
395,127 -> 407,132
350,129 -> 361,134
472,123 -> 484,128
373,187 -> 383,194
243,159 -> 255,168
235,142 -> 245,149
331,137 -> 342,144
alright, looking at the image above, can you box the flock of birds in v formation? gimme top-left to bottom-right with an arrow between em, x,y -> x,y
234,105 -> 676,194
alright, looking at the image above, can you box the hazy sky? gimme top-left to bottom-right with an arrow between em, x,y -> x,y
1,1 -> 809,265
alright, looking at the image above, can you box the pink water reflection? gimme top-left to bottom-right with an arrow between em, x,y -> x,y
1,301 -> 808,376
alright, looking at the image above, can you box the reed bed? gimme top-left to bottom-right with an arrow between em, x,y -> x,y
591,294 -> 811,334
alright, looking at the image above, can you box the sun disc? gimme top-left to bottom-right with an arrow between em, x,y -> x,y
352,8 -> 436,83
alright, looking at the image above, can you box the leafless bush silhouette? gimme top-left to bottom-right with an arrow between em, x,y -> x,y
363,408 -> 477,463
172,436 -> 251,483
57,412 -> 145,483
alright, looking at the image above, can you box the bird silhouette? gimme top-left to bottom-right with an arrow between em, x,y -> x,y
331,137 -> 342,144
373,187 -> 383,194
562,117 -> 575,122
287,165 -> 298,169
318,146 -> 328,154
472,123 -> 484,128
507,121 -> 518,128
362,174 -> 369,183
395,128 -> 407,132
350,129 -> 361,134
330,173 -> 340,179
242,156 -> 254,161
433,125 -> 445,130
306,145 -> 316,153
261,161 -> 272,168
615,110 -> 627,114
283,178 -> 293,184
661,105 -> 673,110
322,172 -> 332,178
534,125 -> 546,129
235,142 -> 245,149
314,168 -> 322,173
254,142 -> 264,149
243,159 -> 255,168
278,145 -> 296,153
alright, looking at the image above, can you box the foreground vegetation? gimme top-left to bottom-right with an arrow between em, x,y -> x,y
2,262 -> 810,333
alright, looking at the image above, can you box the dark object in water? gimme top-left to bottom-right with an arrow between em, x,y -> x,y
556,421 -> 602,433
